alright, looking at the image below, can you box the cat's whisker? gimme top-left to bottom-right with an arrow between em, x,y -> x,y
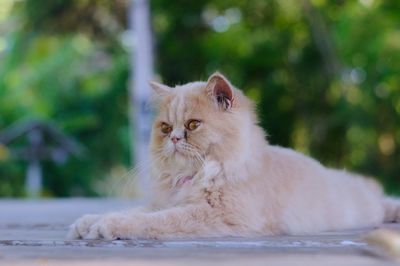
178,142 -> 205,167
116,162 -> 153,196
107,152 -> 168,197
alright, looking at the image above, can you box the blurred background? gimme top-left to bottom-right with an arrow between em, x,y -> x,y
0,0 -> 399,198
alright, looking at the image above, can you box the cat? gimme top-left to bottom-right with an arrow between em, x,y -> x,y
67,72 -> 400,240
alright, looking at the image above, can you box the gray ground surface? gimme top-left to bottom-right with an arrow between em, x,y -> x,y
0,199 -> 399,265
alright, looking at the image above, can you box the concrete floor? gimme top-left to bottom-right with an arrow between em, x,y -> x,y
0,199 -> 399,266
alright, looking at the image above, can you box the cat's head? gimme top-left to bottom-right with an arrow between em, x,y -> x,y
149,72 -> 256,170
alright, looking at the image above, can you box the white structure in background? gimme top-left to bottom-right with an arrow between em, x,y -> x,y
129,0 -> 154,196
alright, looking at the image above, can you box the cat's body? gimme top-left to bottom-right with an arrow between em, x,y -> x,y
68,73 -> 400,240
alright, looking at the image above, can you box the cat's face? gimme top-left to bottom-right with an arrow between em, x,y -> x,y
150,73 -> 242,167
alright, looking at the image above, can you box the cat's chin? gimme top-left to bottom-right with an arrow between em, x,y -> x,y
172,150 -> 188,160
167,151 -> 193,170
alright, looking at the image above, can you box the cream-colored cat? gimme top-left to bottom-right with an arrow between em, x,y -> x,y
68,72 -> 400,240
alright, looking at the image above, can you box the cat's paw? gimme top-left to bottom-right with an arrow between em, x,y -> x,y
200,160 -> 223,186
67,214 -> 101,239
85,214 -> 126,240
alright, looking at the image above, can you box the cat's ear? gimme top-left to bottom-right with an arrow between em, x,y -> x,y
149,81 -> 171,97
206,72 -> 234,110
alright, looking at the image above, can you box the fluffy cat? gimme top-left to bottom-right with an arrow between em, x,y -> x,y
68,72 -> 400,240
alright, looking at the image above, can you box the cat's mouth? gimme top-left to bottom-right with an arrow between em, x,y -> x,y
172,147 -> 196,161
173,144 -> 182,153
173,142 -> 189,154
171,146 -> 187,158
169,142 -> 204,161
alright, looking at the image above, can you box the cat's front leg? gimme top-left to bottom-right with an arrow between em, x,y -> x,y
83,204 -> 224,240
67,207 -> 149,240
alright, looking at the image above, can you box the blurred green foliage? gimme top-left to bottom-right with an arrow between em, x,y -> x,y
0,0 -> 399,197
0,0 -> 131,196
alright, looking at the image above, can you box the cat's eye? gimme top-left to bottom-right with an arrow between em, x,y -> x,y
160,123 -> 172,134
186,120 -> 201,131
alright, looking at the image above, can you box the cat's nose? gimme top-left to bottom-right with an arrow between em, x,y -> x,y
171,136 -> 181,144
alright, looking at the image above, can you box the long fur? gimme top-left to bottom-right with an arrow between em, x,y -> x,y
68,73 -> 400,240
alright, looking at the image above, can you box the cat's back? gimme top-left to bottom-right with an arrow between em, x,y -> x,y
260,145 -> 380,194
263,145 -> 325,179
252,145 -> 385,234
